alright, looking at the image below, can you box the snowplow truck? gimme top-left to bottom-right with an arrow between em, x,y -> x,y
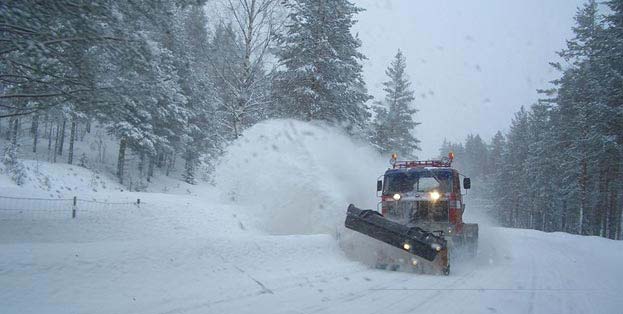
345,153 -> 478,275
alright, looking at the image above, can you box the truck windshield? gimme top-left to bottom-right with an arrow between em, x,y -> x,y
383,170 -> 452,194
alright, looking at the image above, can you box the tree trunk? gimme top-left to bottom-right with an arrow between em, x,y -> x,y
138,153 -> 145,177
561,200 -> 567,233
147,156 -> 154,182
80,123 -> 86,141
183,148 -> 196,184
157,152 -> 165,168
10,117 -> 18,145
232,115 -> 239,140
47,119 -> 53,158
597,167 -> 607,237
117,137 -> 127,184
5,117 -> 13,140
53,123 -> 60,163
31,114 -> 39,153
67,118 -> 76,164
615,183 -> 621,239
166,152 -> 175,176
58,118 -> 66,156
579,160 -> 588,235
607,188 -> 615,239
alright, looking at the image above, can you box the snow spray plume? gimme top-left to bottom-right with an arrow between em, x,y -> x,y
214,119 -> 386,235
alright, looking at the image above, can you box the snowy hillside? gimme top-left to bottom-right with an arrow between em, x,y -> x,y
2,120 -> 622,314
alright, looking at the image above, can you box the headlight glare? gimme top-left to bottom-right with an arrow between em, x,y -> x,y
429,191 -> 440,201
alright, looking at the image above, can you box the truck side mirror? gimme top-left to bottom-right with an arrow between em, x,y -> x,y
377,180 -> 383,192
463,178 -> 471,190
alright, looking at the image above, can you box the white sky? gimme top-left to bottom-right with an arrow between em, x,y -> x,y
352,0 -> 585,158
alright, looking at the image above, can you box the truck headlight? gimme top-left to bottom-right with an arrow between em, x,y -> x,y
403,243 -> 411,250
431,243 -> 442,251
393,193 -> 401,201
429,191 -> 440,201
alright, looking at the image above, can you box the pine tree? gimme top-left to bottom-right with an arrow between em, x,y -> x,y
488,131 -> 506,178
274,0 -> 371,132
601,0 -> 623,239
173,5 -> 218,184
554,0 -> 609,235
371,50 -> 421,157
524,103 -> 559,231
463,134 -> 488,180
487,131 -> 507,223
502,107 -> 531,228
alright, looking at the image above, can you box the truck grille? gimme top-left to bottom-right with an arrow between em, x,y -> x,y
386,200 -> 449,223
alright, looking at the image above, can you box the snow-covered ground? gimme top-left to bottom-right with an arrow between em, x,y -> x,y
2,120 -> 622,314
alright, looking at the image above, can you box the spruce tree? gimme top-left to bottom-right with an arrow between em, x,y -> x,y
488,131 -> 506,178
274,0 -> 371,132
372,50 -> 420,157
463,134 -> 488,179
502,107 -> 531,228
524,103 -> 558,231
602,0 -> 623,239
487,131 -> 507,223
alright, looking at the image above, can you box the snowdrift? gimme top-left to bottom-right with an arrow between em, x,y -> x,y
0,159 -> 123,199
215,119 -> 386,235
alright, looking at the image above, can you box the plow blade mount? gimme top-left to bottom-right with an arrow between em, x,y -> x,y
344,204 -> 447,262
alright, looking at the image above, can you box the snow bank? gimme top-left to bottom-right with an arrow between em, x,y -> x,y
0,160 -> 123,198
215,119 -> 386,235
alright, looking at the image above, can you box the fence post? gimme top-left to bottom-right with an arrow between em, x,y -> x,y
72,196 -> 77,219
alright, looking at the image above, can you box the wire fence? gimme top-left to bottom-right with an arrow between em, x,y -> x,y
0,195 -> 142,220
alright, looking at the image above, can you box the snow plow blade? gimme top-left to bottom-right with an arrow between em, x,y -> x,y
344,204 -> 447,262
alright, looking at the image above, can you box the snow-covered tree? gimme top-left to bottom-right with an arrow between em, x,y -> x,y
487,131 -> 506,178
172,5 -> 219,185
463,134 -> 488,179
371,50 -> 420,157
498,107 -> 530,227
273,0 -> 371,132
207,0 -> 278,140
208,23 -> 247,140
2,141 -> 26,186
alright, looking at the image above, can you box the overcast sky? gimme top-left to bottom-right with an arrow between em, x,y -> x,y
352,0 -> 585,158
